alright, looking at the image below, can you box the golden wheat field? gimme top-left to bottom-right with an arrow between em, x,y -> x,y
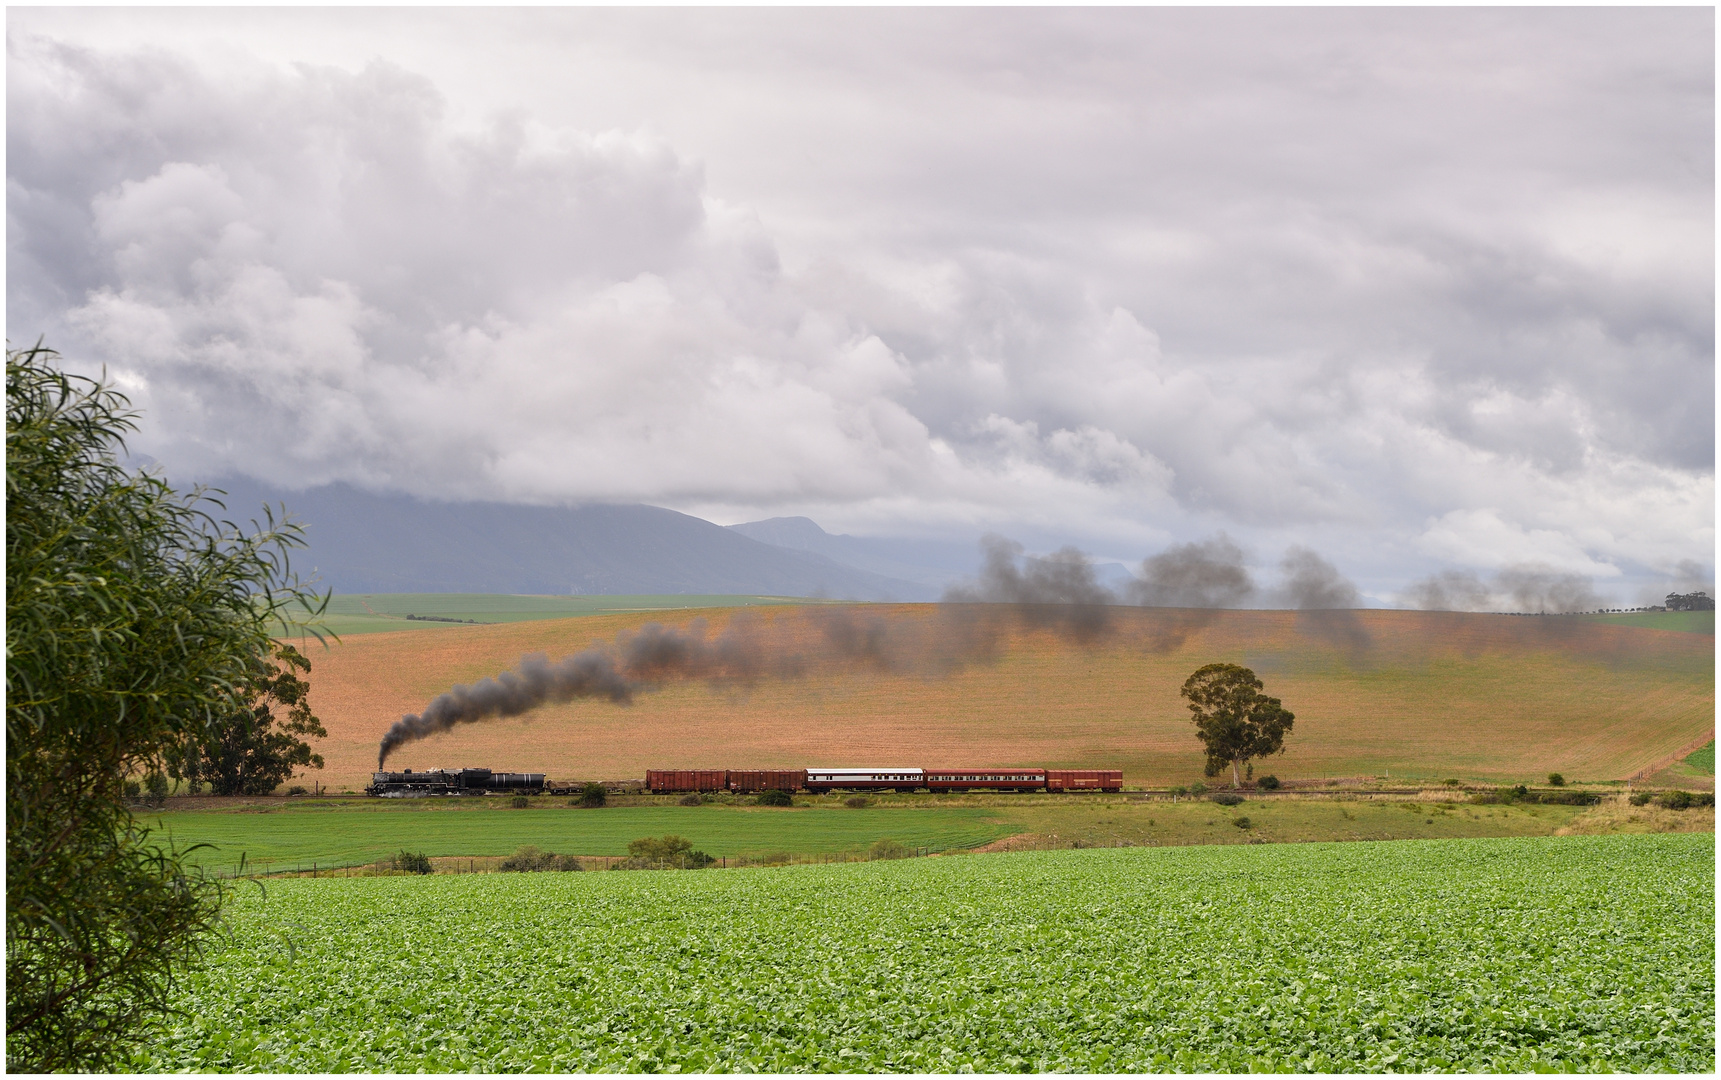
283,605 -> 1713,793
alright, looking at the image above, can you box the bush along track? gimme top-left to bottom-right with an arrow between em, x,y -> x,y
133,833 -> 1712,1073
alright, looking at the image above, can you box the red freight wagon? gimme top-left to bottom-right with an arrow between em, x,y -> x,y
727,770 -> 808,793
646,769 -> 729,794
1045,769 -> 1123,792
924,769 -> 1047,792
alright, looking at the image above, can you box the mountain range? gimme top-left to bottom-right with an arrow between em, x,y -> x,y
196,480 -> 955,600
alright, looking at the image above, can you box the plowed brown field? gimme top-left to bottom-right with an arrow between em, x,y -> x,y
285,606 -> 1714,792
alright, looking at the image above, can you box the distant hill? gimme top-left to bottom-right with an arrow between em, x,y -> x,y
198,480 -> 937,600
727,515 -> 1136,593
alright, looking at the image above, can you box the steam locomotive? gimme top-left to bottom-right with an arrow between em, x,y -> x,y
366,767 -> 547,797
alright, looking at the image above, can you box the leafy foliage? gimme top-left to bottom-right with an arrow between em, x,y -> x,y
624,835 -> 713,868
497,846 -> 581,872
167,643 -> 327,796
1181,663 -> 1295,786
866,838 -> 911,860
576,782 -> 607,808
131,834 -> 1713,1072
391,852 -> 433,875
755,789 -> 793,807
5,343 -> 321,1070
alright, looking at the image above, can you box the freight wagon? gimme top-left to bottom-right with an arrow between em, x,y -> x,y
726,769 -> 809,794
646,769 -> 730,794
1046,769 -> 1123,792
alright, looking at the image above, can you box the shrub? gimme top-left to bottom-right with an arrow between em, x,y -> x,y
391,851 -> 433,875
1657,790 -> 1695,811
145,770 -> 170,805
677,793 -> 703,806
1547,773 -> 1566,787
1190,782 -> 1208,796
123,779 -> 142,799
577,782 -> 606,808
1443,778 -> 1462,786
1257,775 -> 1281,791
1210,792 -> 1245,807
1629,791 -> 1653,806
499,846 -> 557,872
1232,816 -> 1252,829
286,785 -> 307,796
843,796 -> 871,808
510,795 -> 530,809
756,789 -> 793,807
628,835 -> 693,862
868,839 -> 912,860
551,854 -> 583,872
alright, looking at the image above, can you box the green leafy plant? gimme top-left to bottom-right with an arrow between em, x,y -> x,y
867,839 -> 912,860
1547,773 -> 1566,787
756,789 -> 793,807
577,782 -> 607,808
1257,775 -> 1281,790
511,796 -> 530,809
6,343 -> 322,1071
392,851 -> 433,875
1210,792 -> 1245,807
677,793 -> 703,806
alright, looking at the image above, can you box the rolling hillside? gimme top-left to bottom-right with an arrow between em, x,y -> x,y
279,606 -> 1714,793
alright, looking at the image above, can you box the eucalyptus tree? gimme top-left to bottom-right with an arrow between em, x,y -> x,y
6,342 -> 323,1070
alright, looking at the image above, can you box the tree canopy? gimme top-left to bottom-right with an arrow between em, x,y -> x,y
1180,662 -> 1295,788
6,342 -> 322,1070
168,642 -> 328,797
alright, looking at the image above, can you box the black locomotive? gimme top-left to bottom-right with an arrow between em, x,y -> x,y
366,767 -> 547,797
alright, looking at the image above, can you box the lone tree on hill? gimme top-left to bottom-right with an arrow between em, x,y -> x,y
167,641 -> 328,797
1181,663 -> 1295,788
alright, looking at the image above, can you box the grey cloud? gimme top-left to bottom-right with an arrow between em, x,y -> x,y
6,10 -> 1711,592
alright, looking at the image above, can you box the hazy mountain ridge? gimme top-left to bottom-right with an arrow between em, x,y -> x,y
200,480 -> 938,600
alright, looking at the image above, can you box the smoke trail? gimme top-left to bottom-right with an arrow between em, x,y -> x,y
378,647 -> 631,766
380,534 -> 1134,763
1403,569 -> 1493,612
1121,534 -> 1255,652
1126,534 -> 1255,609
1278,545 -> 1370,653
941,535 -> 1115,642
1494,564 -> 1601,614
377,617 -> 801,767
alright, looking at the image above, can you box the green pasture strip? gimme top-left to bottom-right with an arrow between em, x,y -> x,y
278,592 -> 852,637
145,805 -> 1013,873
1685,739 -> 1716,776
133,833 -> 1714,1073
1586,609 -> 1714,634
982,794 -> 1593,848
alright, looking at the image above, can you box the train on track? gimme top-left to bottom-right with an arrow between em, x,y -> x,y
366,765 -> 1123,797
647,767 -> 1123,794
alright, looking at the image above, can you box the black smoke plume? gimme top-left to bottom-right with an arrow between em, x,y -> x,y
1494,565 -> 1601,614
1123,534 -> 1256,651
377,616 -> 798,767
1126,534 -> 1255,608
1278,545 -> 1370,653
1403,569 -> 1493,612
941,535 -> 1115,642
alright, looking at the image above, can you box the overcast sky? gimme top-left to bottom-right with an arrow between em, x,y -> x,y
7,7 -> 1713,605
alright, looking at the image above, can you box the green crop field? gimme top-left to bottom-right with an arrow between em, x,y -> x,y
283,593 -> 846,639
1586,609 -> 1714,635
131,833 -> 1713,1072
146,803 -> 1017,874
144,793 -> 1648,875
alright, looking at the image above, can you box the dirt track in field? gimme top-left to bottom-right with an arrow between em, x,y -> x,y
283,606 -> 1714,793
